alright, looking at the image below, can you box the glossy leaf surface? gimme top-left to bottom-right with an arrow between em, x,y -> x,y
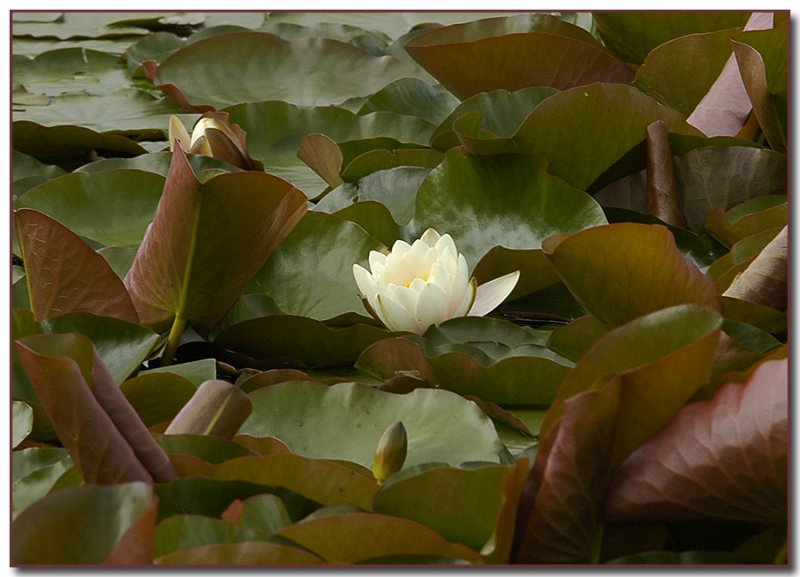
240,381 -> 504,468
124,146 -> 307,331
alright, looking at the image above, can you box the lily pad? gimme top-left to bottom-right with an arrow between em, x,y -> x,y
214,313 -> 396,370
18,169 -> 164,247
357,77 -> 459,125
225,100 -> 434,195
246,211 -> 383,321
406,14 -> 633,99
357,317 -> 572,405
543,222 -> 721,329
13,48 -> 131,97
513,83 -> 703,191
372,464 -> 509,550
149,31 -> 427,109
12,447 -> 73,519
12,120 -> 147,170
595,145 -> 787,233
593,12 -> 750,64
635,29 -> 741,116
413,149 -> 607,297
12,482 -> 156,565
239,381 -> 504,468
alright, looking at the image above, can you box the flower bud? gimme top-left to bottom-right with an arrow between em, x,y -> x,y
373,421 -> 408,483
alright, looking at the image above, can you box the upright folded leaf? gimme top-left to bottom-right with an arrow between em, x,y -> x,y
15,208 -> 139,323
165,379 -> 252,439
723,225 -> 787,310
124,147 -> 307,333
16,333 -> 177,484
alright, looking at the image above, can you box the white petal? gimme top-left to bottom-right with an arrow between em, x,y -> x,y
353,264 -> 376,297
453,276 -> 477,317
390,239 -> 412,257
377,293 -> 418,333
420,228 -> 441,247
469,271 -> 520,317
434,233 -> 458,260
353,264 -> 381,319
368,250 -> 387,271
414,282 -> 451,333
446,254 -> 471,313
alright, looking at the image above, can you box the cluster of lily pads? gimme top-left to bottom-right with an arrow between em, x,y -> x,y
11,11 -> 787,565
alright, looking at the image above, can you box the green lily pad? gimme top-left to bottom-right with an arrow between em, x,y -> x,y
542,222 -> 720,329
239,381 -> 504,468
246,211 -> 383,321
330,201 -> 404,247
120,372 -> 197,427
593,12 -> 750,64
13,120 -> 147,171
430,86 -> 559,150
150,31 -> 427,109
513,83 -> 702,190
15,89 -> 193,136
13,48 -> 130,97
211,454 -> 378,510
18,169 -> 164,247
154,514 -> 264,559
12,400 -> 34,448
412,149 -> 607,297
316,167 -> 429,227
12,482 -> 156,564
225,100 -> 434,196
156,541 -> 324,565
372,464 -> 509,550
635,29 -> 741,116
12,150 -> 65,183
214,314 -> 395,369
357,317 -> 572,405
12,447 -> 73,519
275,511 -> 481,563
357,78 -> 458,125
406,14 -> 633,99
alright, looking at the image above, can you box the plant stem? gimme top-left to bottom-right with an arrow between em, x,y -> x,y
161,313 -> 186,367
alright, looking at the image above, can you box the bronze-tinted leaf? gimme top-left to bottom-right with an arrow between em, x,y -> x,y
542,223 -> 720,329
723,225 -> 787,311
124,146 -> 307,333
14,208 -> 138,323
16,333 -> 177,484
165,379 -> 252,439
605,358 -> 787,525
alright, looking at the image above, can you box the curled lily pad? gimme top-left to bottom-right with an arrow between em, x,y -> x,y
595,145 -> 787,234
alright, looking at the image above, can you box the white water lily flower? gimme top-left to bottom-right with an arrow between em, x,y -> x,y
353,229 -> 520,335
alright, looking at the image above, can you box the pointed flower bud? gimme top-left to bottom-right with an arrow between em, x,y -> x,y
353,228 -> 520,334
167,112 -> 262,170
373,421 -> 408,483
